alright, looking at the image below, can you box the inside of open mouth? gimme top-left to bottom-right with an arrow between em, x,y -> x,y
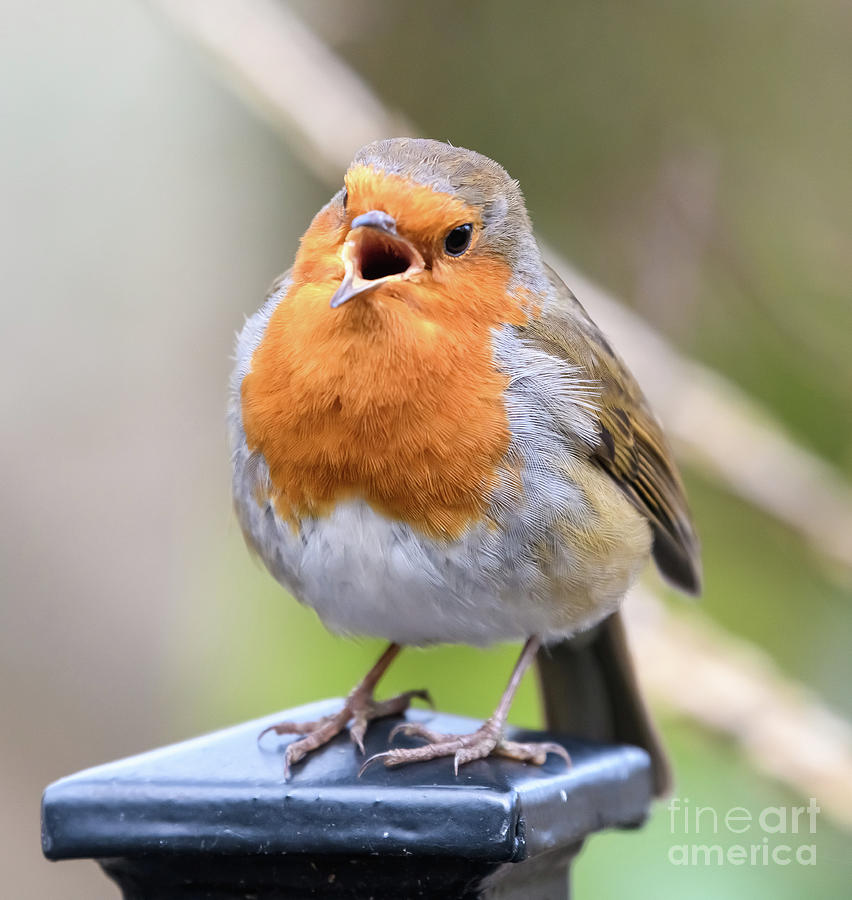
359,234 -> 413,281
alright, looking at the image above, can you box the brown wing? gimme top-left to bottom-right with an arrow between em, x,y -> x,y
521,264 -> 701,594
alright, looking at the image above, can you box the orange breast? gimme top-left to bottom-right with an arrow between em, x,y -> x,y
240,177 -> 529,540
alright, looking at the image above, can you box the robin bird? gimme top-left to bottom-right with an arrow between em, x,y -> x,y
229,138 -> 700,792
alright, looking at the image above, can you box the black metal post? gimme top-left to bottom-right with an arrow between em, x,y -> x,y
42,700 -> 653,898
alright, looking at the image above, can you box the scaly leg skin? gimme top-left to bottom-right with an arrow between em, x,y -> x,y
361,637 -> 570,776
258,643 -> 430,777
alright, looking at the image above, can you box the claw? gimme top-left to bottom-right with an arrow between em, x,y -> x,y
349,718 -> 368,755
257,724 -> 276,746
387,722 -> 409,743
453,751 -> 464,776
358,751 -> 393,776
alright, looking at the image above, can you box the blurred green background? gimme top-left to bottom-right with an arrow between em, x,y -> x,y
2,1 -> 849,896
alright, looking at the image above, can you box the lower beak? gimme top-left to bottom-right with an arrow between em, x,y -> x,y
329,215 -> 424,309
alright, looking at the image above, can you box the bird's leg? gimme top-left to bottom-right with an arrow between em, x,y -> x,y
363,636 -> 570,775
258,642 -> 430,777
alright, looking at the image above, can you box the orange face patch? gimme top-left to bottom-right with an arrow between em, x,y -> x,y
344,165 -> 480,252
240,169 -> 529,539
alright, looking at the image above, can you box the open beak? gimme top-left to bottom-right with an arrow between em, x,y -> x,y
329,210 -> 425,309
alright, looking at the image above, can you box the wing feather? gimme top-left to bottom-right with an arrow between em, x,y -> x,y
520,265 -> 701,594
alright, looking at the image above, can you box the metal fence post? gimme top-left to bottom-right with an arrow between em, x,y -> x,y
42,699 -> 653,898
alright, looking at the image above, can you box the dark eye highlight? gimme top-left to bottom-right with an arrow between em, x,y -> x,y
444,223 -> 473,257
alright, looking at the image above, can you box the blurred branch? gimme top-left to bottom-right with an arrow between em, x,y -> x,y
151,0 -> 852,827
151,0 -> 852,574
626,588 -> 852,829
150,0 -> 408,183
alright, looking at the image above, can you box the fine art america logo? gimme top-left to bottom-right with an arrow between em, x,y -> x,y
667,797 -> 820,866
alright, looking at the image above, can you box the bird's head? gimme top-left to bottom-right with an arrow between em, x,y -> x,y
289,138 -> 544,330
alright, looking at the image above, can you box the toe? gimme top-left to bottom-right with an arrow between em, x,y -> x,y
495,739 -> 571,767
257,713 -> 339,744
369,689 -> 433,719
368,740 -> 462,770
258,720 -> 316,743
388,722 -> 450,744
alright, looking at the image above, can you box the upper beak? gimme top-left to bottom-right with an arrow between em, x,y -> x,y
329,210 -> 425,309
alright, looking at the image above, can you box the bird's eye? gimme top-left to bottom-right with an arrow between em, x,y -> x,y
341,189 -> 348,211
444,223 -> 473,256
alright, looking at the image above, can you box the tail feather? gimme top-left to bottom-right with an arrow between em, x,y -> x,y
536,610 -> 671,796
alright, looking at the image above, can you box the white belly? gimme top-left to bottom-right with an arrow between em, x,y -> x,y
236,495 -> 636,647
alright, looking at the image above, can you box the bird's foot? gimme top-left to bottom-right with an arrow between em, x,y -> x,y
361,717 -> 571,775
259,686 -> 431,777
